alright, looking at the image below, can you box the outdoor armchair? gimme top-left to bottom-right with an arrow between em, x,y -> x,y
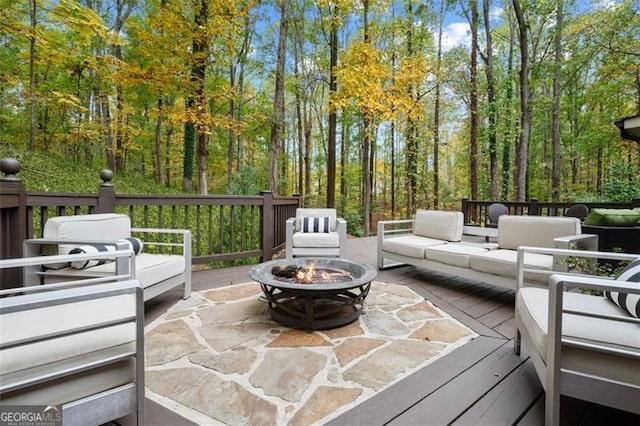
285,208 -> 347,260
514,246 -> 640,425
23,213 -> 191,301
0,250 -> 145,425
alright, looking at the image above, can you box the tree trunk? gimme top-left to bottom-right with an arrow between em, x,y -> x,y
155,98 -> 165,185
433,0 -> 446,210
552,0 -> 564,202
362,0 -> 371,236
513,0 -> 530,202
28,0 -> 36,150
483,0 -> 498,200
269,0 -> 289,194
469,0 -> 479,201
327,4 -> 339,208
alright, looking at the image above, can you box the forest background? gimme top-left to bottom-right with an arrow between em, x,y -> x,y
0,0 -> 638,237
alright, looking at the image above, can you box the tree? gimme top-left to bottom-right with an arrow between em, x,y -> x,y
513,0 -> 531,201
551,0 -> 563,202
269,0 -> 289,194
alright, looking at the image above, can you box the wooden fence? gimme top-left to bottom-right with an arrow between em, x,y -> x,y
461,198 -> 640,225
0,158 -> 299,285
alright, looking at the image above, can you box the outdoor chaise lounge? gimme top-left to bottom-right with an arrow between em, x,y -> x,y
22,213 -> 191,301
286,208 -> 347,260
514,246 -> 640,425
0,250 -> 145,425
377,210 -> 598,289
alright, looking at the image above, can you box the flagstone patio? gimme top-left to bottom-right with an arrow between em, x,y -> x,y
143,281 -> 476,425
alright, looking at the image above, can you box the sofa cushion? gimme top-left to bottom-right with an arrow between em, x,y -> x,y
583,208 -> 640,227
383,235 -> 446,259
469,249 -> 552,283
413,210 -> 463,242
424,243 -> 490,268
516,287 -> 640,386
292,232 -> 340,248
604,258 -> 640,318
498,216 -> 581,250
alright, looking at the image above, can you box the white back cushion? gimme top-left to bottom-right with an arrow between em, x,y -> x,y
413,210 -> 463,242
498,216 -> 580,250
44,214 -> 131,255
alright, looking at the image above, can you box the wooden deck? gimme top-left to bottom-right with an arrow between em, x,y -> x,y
141,237 -> 640,426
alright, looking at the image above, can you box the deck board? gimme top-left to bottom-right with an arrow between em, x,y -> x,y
141,236 -> 640,425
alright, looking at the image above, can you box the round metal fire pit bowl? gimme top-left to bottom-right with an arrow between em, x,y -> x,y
249,258 -> 377,330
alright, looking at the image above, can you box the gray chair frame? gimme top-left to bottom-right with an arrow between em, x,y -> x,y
0,251 -> 145,425
515,246 -> 640,425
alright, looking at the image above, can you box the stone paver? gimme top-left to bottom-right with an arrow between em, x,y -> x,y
145,281 -> 477,425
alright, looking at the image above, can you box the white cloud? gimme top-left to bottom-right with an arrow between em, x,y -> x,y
442,22 -> 470,51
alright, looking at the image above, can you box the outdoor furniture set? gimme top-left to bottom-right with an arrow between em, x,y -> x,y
1,208 -> 638,425
378,209 -> 639,424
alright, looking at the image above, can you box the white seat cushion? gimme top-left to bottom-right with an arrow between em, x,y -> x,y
516,287 -> 640,386
425,243 -> 489,268
470,249 -> 552,283
292,231 -> 340,248
44,254 -> 185,290
382,235 -> 446,259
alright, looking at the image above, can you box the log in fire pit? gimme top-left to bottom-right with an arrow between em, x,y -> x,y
249,258 -> 377,330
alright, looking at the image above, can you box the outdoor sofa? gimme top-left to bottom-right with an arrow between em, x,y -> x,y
22,213 -> 192,301
0,250 -> 145,425
377,210 -> 598,289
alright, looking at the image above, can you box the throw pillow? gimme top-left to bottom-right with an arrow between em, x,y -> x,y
68,238 -> 143,270
301,216 -> 331,233
69,244 -> 113,269
604,258 -> 640,318
583,208 -> 640,227
121,237 -> 144,255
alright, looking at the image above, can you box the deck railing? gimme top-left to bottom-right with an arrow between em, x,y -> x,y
461,198 -> 640,226
0,158 -> 299,286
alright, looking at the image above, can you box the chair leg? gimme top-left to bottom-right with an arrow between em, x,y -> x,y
514,328 -> 521,355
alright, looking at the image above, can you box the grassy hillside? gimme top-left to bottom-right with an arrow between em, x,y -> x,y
0,146 -> 181,195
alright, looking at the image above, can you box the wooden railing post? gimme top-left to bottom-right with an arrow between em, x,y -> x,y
95,169 -> 116,213
528,198 -> 539,215
461,198 -> 469,224
261,190 -> 274,261
0,158 -> 27,288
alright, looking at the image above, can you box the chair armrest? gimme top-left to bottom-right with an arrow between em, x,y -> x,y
516,246 -> 640,289
554,233 -> 598,250
377,219 -> 415,238
6,246 -> 135,290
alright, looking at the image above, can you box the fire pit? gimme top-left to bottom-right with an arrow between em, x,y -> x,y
249,258 -> 377,330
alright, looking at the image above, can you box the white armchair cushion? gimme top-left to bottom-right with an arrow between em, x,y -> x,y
292,232 -> 340,248
44,213 -> 132,247
605,259 -> 640,318
516,287 -> 640,386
